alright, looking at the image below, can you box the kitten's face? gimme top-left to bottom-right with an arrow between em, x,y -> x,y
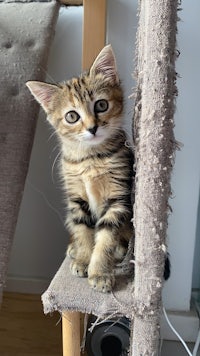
47,75 -> 123,146
26,45 -> 123,147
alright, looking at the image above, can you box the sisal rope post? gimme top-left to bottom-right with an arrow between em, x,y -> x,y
130,0 -> 178,354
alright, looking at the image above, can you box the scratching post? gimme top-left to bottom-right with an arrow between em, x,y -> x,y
131,0 -> 178,354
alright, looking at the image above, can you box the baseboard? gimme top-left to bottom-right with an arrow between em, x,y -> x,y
161,308 -> 199,342
4,276 -> 50,295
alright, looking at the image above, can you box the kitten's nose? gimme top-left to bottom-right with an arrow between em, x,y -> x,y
88,125 -> 98,135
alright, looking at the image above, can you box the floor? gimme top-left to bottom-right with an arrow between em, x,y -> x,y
161,340 -> 199,356
0,292 -> 199,356
0,293 -> 62,356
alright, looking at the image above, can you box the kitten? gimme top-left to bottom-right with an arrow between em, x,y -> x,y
26,45 -> 134,293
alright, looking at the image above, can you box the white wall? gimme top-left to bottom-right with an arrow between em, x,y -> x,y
193,199 -> 200,289
7,1 -> 200,311
162,0 -> 200,310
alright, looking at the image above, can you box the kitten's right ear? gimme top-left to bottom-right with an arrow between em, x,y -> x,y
26,81 -> 59,113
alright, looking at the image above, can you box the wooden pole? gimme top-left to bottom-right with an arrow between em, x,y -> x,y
62,311 -> 81,356
62,2 -> 107,355
82,0 -> 106,70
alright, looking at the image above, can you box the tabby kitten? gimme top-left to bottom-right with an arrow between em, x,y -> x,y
26,45 -> 134,293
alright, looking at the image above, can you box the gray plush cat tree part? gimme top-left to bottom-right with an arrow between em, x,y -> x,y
0,0 -> 59,303
42,1 -> 179,355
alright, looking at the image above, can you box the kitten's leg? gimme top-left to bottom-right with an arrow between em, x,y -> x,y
88,203 -> 131,292
67,226 -> 94,277
88,228 -> 116,292
66,197 -> 95,277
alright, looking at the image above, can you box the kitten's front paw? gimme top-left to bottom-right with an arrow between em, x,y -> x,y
114,244 -> 127,261
70,260 -> 88,278
67,243 -> 76,259
88,274 -> 115,293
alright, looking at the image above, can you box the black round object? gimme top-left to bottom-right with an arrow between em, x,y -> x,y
86,316 -> 130,356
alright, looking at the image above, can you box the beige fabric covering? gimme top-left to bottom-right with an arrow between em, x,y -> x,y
131,0 -> 178,354
42,256 -> 134,319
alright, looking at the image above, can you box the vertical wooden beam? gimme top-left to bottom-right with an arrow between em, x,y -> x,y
62,2 -> 107,355
62,311 -> 80,356
82,0 -> 106,70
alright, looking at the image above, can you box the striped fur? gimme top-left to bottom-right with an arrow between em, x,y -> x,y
26,45 -> 134,292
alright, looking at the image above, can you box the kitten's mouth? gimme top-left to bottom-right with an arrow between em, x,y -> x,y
82,132 -> 106,145
87,134 -> 105,144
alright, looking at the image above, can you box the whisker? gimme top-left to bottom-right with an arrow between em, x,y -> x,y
48,130 -> 58,142
51,151 -> 62,184
51,143 -> 61,154
39,65 -> 58,85
27,179 -> 64,225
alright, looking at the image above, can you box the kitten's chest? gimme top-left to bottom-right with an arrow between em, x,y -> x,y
83,165 -> 108,215
64,160 -> 109,215
84,178 -> 98,214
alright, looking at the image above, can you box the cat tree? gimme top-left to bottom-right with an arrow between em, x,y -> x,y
0,0 -> 178,355
42,1 -> 178,355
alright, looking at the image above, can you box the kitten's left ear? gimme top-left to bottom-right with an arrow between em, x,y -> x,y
90,44 -> 119,84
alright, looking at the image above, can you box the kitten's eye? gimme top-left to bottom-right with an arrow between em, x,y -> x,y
65,111 -> 80,124
94,99 -> 108,113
